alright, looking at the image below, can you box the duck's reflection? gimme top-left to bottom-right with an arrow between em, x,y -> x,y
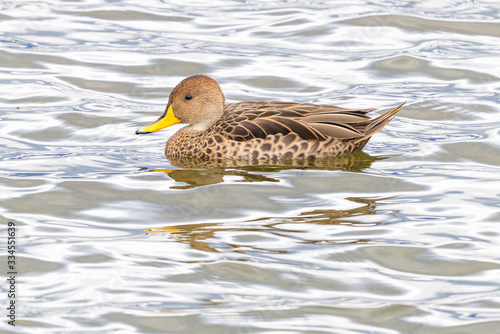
145,196 -> 398,253
145,152 -> 384,189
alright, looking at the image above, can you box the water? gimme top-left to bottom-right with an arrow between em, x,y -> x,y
1,1 -> 500,333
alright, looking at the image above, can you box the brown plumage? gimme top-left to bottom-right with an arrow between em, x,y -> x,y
136,74 -> 405,161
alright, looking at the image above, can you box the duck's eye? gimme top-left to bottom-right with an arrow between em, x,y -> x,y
185,94 -> 192,101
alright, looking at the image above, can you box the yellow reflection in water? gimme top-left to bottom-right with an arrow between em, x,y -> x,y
146,196 -> 398,252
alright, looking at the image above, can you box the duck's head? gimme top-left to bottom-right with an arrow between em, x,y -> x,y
136,74 -> 225,134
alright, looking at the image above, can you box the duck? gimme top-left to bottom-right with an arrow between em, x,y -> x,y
136,74 -> 404,160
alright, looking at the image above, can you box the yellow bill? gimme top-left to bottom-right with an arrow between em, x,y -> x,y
136,105 -> 180,134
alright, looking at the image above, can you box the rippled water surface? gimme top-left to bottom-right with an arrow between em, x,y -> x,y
1,1 -> 500,333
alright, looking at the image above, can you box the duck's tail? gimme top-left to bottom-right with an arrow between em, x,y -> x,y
357,102 -> 405,142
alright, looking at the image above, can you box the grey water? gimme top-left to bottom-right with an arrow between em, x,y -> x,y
1,1 -> 500,333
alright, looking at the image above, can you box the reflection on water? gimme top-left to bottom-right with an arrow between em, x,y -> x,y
147,195 -> 397,252
2,0 -> 500,333
147,151 -> 382,188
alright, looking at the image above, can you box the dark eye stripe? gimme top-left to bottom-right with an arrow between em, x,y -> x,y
185,94 -> 192,100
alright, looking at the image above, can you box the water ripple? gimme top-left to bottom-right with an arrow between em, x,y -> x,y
2,1 -> 500,333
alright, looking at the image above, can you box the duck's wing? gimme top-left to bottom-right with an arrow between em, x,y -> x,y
219,101 -> 404,142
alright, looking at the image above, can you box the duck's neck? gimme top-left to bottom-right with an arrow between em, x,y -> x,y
184,107 -> 225,132
183,101 -> 225,132
185,123 -> 212,131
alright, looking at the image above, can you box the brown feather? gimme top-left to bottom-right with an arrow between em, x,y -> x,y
231,125 -> 251,139
220,101 -> 403,143
253,118 -> 293,135
270,116 -> 325,141
363,102 -> 405,137
308,122 -> 362,139
302,112 -> 371,124
240,120 -> 268,139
